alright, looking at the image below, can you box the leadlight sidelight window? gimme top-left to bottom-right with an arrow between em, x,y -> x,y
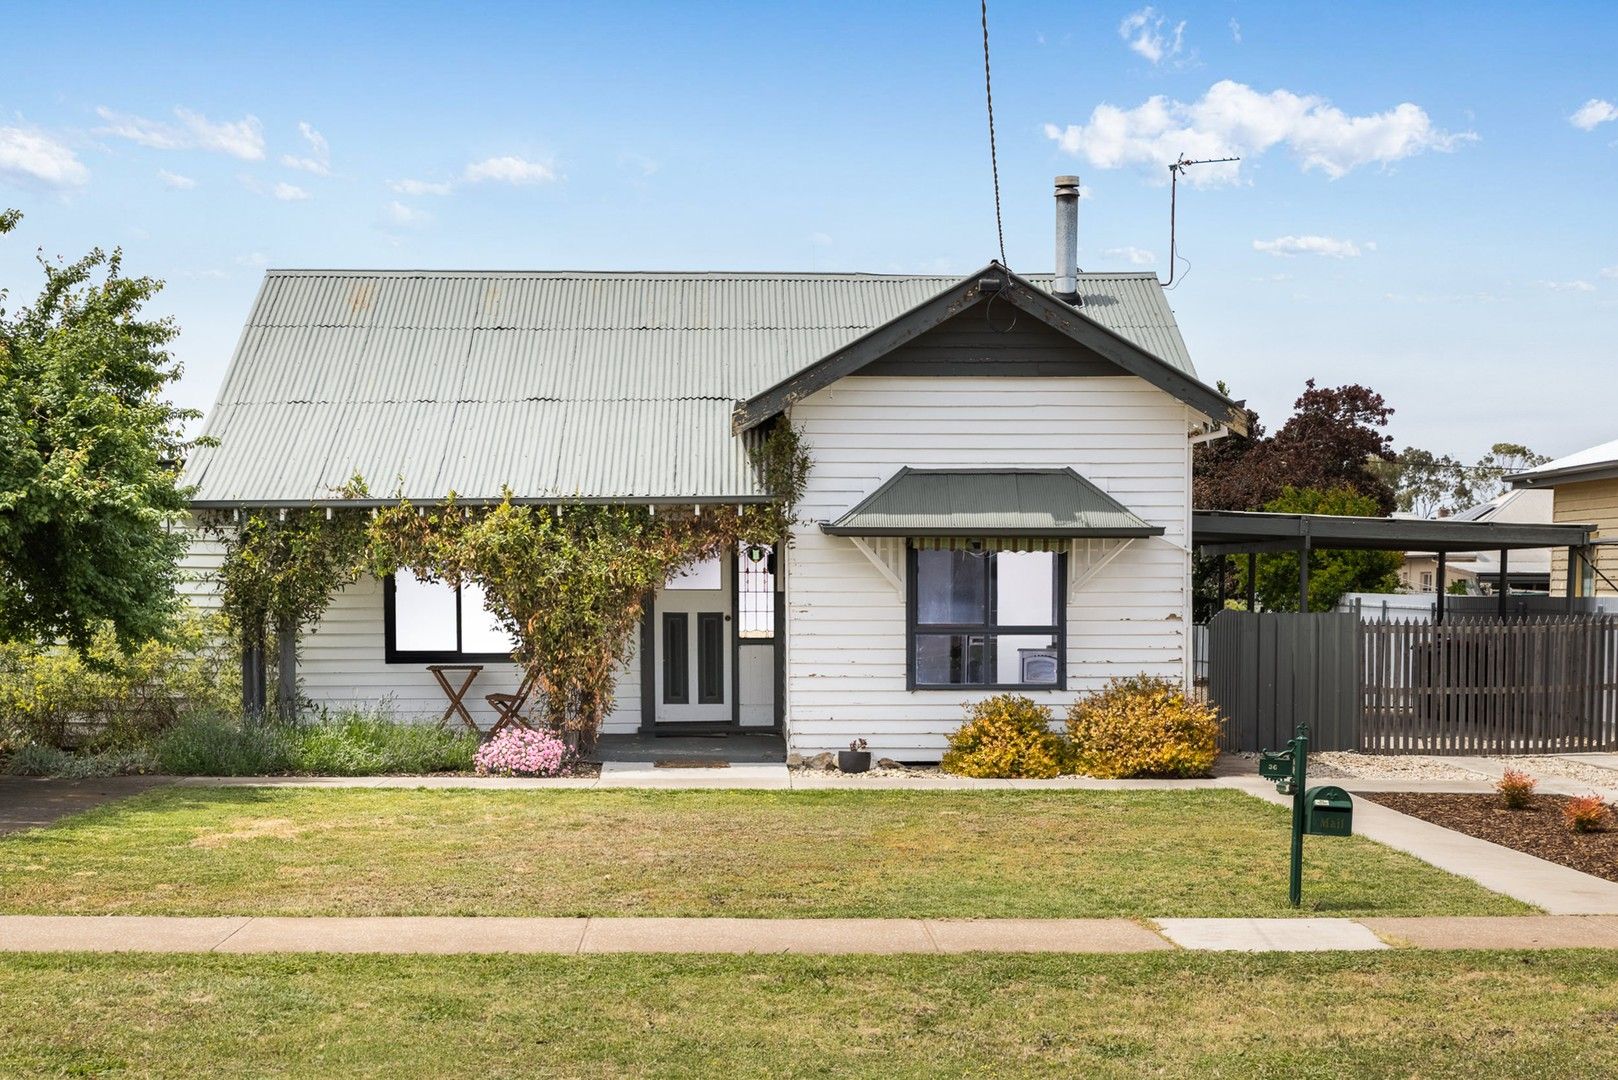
908,547 -> 1064,689
738,542 -> 775,639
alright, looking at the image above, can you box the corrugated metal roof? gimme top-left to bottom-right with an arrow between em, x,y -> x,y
185,269 -> 1197,505
822,468 -> 1164,537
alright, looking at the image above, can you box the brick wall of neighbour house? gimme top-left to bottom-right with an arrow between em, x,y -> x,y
1551,477 -> 1618,596
176,534 -> 639,732
781,374 -> 1195,762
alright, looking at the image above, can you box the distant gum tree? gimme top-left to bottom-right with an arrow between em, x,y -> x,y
0,209 -> 199,653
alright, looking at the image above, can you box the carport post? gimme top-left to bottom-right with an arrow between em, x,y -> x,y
1498,549 -> 1509,617
1436,552 -> 1447,624
1217,554 -> 1228,610
1246,552 -> 1257,611
1567,547 -> 1579,610
1297,537 -> 1310,612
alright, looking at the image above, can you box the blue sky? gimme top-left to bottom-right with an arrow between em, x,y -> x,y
2,1 -> 1614,461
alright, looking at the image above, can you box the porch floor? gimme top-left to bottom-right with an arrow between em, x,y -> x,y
592,732 -> 787,765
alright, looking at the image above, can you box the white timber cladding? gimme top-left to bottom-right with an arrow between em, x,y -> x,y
174,541 -> 639,732
784,375 -> 1195,761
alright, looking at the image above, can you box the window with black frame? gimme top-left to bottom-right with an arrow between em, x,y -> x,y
384,569 -> 518,663
908,546 -> 1064,689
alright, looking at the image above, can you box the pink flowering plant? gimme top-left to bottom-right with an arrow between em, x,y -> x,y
473,727 -> 570,777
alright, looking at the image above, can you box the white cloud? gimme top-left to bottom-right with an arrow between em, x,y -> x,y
96,106 -> 265,160
1253,235 -> 1363,258
1119,7 -> 1185,65
157,169 -> 195,190
1229,17 -> 1242,43
389,178 -> 454,196
385,200 -> 430,225
236,252 -> 269,267
1601,266 -> 1618,280
273,181 -> 310,201
1571,99 -> 1618,131
808,231 -> 833,247
1541,279 -> 1596,292
1103,246 -> 1156,265
0,125 -> 89,188
280,121 -> 330,174
1045,80 -> 1474,184
463,155 -> 557,184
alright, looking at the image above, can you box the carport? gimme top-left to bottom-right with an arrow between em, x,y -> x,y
1192,510 -> 1596,621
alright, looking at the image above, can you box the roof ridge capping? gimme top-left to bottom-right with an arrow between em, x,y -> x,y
731,262 -> 1245,434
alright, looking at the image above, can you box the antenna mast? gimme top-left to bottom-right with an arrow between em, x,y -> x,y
1164,154 -> 1239,288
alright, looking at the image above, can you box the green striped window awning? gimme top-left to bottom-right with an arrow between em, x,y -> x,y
821,468 -> 1163,544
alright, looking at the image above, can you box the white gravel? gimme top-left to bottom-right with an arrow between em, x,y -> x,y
1308,752 -> 1493,783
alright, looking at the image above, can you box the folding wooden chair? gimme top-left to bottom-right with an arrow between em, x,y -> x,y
485,672 -> 539,736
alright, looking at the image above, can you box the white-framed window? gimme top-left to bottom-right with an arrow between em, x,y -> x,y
385,569 -> 517,662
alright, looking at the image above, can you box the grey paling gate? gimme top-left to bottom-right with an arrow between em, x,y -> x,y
1361,615 -> 1618,754
1206,610 -> 1360,752
1207,610 -> 1618,754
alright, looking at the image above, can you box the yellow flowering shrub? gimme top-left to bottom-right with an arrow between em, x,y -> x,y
940,694 -> 1068,779
1066,675 -> 1220,779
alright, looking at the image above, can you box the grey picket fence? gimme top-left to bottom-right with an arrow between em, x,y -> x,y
1205,611 -> 1618,755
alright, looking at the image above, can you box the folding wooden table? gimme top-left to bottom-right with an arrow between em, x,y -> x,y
426,663 -> 484,733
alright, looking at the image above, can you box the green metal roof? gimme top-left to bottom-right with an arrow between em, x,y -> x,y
821,468 -> 1164,538
181,268 -> 1201,507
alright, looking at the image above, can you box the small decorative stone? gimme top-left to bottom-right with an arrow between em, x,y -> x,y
785,752 -> 804,768
876,758 -> 903,770
805,751 -> 836,771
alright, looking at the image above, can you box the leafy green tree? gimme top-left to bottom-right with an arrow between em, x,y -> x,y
1469,442 -> 1551,504
1236,487 -> 1403,612
0,210 -> 197,653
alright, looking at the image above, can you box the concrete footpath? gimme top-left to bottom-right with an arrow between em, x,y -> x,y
7,914 -> 1618,955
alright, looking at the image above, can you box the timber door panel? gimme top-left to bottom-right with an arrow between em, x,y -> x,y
653,555 -> 731,723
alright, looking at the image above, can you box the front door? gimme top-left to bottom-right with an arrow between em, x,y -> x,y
654,553 -> 730,723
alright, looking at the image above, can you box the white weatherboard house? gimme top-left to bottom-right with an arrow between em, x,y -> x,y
181,181 -> 1244,760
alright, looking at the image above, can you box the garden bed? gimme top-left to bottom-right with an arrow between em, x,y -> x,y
1361,792 -> 1618,882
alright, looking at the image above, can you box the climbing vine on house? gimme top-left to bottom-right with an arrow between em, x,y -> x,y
368,420 -> 811,748
210,479 -> 371,715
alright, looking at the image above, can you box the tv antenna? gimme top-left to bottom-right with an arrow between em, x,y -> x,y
1164,154 -> 1239,288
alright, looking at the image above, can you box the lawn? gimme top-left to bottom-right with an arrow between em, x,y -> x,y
3,951 -> 1616,1077
0,787 -> 1525,917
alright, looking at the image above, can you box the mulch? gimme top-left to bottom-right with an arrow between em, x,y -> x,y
1362,791 -> 1618,883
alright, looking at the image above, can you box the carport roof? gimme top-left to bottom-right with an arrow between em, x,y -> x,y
1192,510 -> 1595,555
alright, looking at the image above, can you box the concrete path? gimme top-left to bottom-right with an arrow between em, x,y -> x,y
1154,918 -> 1388,952
7,915 -> 1618,955
0,776 -> 170,835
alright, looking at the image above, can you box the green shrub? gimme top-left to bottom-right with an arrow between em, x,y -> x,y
940,694 -> 1068,779
0,611 -> 238,749
1066,675 -> 1221,779
3,741 -> 158,778
153,713 -> 293,776
288,710 -> 476,775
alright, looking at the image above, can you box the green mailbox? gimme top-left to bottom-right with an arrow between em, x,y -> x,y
1304,786 -> 1353,837
1258,751 -> 1292,781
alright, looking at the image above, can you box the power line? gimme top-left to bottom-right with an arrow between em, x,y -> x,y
980,0 -> 1006,267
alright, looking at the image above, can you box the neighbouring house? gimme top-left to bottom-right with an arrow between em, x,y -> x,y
1510,439 -> 1618,598
1398,488 -> 1556,595
179,178 -> 1246,760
